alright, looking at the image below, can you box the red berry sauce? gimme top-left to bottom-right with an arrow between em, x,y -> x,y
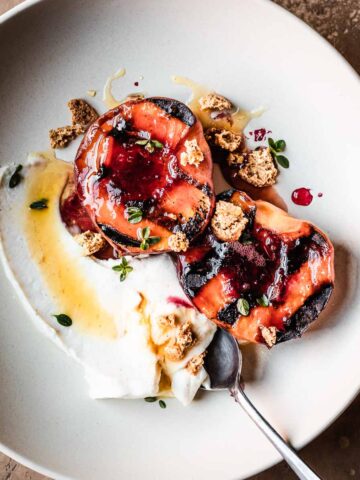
291,188 -> 313,206
167,296 -> 194,309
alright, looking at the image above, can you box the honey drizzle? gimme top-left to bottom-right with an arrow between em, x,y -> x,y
23,152 -> 117,338
172,75 -> 261,133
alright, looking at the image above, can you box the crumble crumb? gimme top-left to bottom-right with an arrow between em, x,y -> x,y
186,351 -> 206,375
199,93 -> 232,111
67,98 -> 99,129
87,90 -> 97,97
164,321 -> 196,361
227,151 -> 245,166
158,313 -> 177,329
180,139 -> 204,167
205,128 -> 242,152
238,147 -> 278,187
74,230 -> 107,256
211,200 -> 248,242
49,124 -> 83,149
168,232 -> 189,253
259,325 -> 277,348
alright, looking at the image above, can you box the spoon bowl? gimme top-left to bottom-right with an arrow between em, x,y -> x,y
204,328 -> 241,390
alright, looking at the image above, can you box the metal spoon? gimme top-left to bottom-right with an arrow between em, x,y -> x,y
204,329 -> 320,480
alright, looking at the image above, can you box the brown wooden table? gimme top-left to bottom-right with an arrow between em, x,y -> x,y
0,0 -> 359,478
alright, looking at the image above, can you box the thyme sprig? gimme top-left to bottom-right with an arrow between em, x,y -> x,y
135,138 -> 163,154
112,257 -> 133,282
268,138 -> 289,169
137,227 -> 161,250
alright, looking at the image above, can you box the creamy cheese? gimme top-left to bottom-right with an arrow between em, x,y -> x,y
0,153 -> 216,405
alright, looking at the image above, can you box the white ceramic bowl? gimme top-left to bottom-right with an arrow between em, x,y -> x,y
0,1 -> 359,479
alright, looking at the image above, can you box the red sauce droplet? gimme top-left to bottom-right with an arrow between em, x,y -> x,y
167,296 -> 194,309
134,81 -> 139,86
318,192 -> 323,198
61,191 -> 96,232
248,128 -> 272,141
291,188 -> 313,206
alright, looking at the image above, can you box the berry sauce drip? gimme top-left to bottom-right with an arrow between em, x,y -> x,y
249,128 -> 272,141
105,141 -> 175,203
291,188 -> 313,206
167,296 -> 194,309
61,191 -> 96,232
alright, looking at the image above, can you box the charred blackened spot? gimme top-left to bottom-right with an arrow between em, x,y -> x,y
108,118 -> 129,140
276,284 -> 334,343
98,223 -> 141,247
287,229 -> 330,275
217,301 -> 238,325
148,97 -> 196,127
97,165 -> 110,181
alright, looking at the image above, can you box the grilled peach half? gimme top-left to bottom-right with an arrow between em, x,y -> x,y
74,98 -> 215,255
177,189 -> 335,346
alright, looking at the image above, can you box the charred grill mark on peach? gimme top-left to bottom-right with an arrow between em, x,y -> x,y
147,97 -> 196,127
276,284 -> 333,343
98,224 -> 141,248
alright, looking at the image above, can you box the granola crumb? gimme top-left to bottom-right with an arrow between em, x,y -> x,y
227,151 -> 245,166
186,352 -> 206,375
164,321 -> 196,361
168,232 -> 189,253
238,147 -> 278,187
87,90 -> 97,97
211,200 -> 248,242
74,230 -> 107,256
49,125 -> 83,149
259,325 -> 277,348
199,93 -> 232,111
205,128 -> 242,152
158,314 -> 176,329
67,98 -> 99,128
180,139 -> 204,167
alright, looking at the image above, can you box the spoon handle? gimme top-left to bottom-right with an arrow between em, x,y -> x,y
230,382 -> 320,480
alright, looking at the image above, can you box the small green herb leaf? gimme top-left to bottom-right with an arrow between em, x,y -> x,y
144,397 -> 157,403
125,206 -> 143,224
140,227 -> 150,239
268,138 -> 290,169
145,142 -> 155,153
256,294 -> 270,307
136,138 -> 163,154
29,198 -> 48,210
53,313 -> 72,327
275,139 -> 286,152
112,257 -> 133,282
275,155 -> 290,169
137,227 -> 160,250
159,400 -> 167,409
151,140 -> 163,149
237,298 -> 250,316
9,164 -> 23,188
147,236 -> 161,246
268,138 -> 276,150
